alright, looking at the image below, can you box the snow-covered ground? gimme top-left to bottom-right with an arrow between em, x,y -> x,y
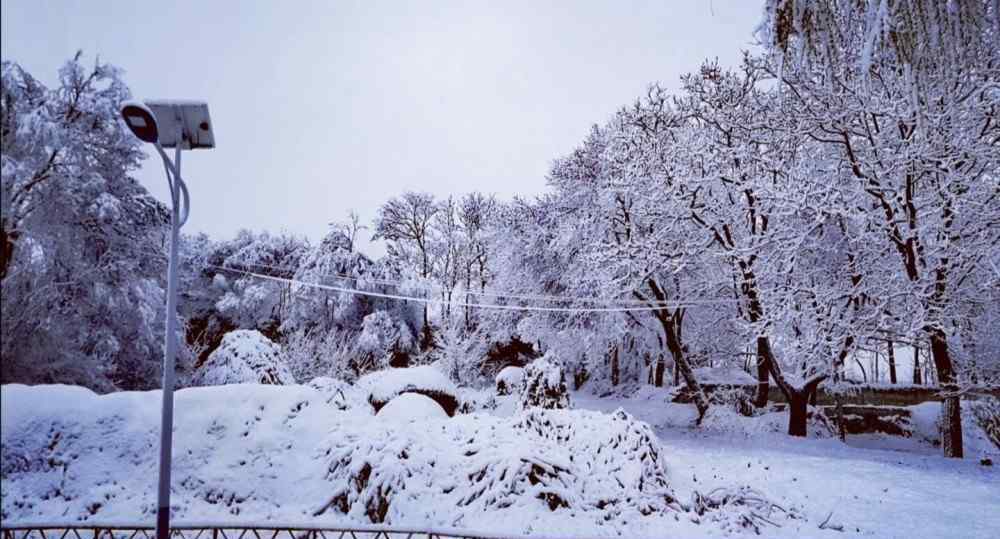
2,382 -> 998,538
572,388 -> 1000,538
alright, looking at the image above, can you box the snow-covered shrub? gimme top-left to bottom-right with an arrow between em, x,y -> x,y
970,396 -> 1000,450
709,385 -> 755,417
354,311 -> 417,372
316,407 -> 681,524
376,393 -> 448,423
305,376 -> 357,410
519,357 -> 570,410
3,384 -> 799,534
456,387 -> 498,414
357,365 -> 459,416
193,330 -> 294,386
495,366 -> 525,396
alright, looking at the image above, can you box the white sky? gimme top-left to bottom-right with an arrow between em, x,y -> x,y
1,0 -> 763,256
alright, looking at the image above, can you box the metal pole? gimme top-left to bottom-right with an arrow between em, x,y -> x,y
156,144 -> 183,539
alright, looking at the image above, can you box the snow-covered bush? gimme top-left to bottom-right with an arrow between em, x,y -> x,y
2,384 -> 800,535
354,311 -> 417,372
193,330 -> 294,386
519,357 -> 570,410
357,365 -> 459,416
709,385 -> 755,417
495,366 -> 524,396
316,407 -> 681,524
970,397 -> 1000,451
376,393 -> 448,423
305,376 -> 358,410
456,387 -> 498,414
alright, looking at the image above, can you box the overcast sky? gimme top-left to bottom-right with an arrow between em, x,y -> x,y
2,1 -> 762,255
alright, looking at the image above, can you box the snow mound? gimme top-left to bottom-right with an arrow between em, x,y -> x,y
520,357 -> 570,409
193,330 -> 294,386
377,393 -> 448,422
357,365 -> 458,416
495,366 -> 525,395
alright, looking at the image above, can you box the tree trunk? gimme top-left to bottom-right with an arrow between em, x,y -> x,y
657,314 -> 709,422
753,337 -> 770,407
757,336 -> 825,437
653,355 -> 665,387
610,345 -> 620,387
788,392 -> 809,437
927,327 -> 963,458
0,226 -> 16,281
887,340 -> 897,384
913,347 -> 923,385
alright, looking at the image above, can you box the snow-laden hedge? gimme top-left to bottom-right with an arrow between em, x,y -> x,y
1,383 -> 799,535
193,330 -> 294,386
520,357 -> 570,410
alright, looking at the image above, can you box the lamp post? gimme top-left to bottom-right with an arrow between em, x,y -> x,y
121,100 -> 215,539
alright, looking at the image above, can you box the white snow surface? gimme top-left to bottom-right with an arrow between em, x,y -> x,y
356,365 -> 457,404
2,383 -> 998,538
376,392 -> 448,422
193,330 -> 294,386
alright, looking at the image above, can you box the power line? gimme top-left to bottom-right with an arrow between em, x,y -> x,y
210,265 -> 737,313
220,260 -> 735,306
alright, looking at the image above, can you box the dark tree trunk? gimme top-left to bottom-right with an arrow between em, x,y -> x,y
653,355 -> 665,387
887,340 -> 897,384
610,345 -> 620,387
913,347 -> 923,385
788,392 -> 809,437
0,226 -> 16,281
753,337 -> 770,407
928,327 -> 963,458
757,337 -> 826,437
657,313 -> 709,422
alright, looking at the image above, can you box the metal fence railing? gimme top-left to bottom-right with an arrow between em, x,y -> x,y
0,523 -> 567,539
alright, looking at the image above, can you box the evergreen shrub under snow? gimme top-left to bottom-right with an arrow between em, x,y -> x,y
192,330 -> 294,386
495,366 -> 525,396
519,356 -> 570,410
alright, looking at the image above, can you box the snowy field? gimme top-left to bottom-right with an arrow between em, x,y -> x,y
2,382 -> 998,539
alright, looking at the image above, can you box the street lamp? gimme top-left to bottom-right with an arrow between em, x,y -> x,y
121,99 -> 215,539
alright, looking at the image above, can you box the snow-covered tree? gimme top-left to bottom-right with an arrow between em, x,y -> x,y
1,53 -> 169,391
192,329 -> 294,386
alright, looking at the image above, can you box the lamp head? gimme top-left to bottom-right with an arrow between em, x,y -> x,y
121,100 -> 159,144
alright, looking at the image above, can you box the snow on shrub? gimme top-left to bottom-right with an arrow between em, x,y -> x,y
193,330 -> 294,386
316,407 -> 680,524
519,356 -> 570,410
456,387 -> 497,414
2,384 -> 796,535
495,366 -> 524,396
377,393 -> 448,422
354,311 -> 416,372
356,365 -> 459,416
305,376 -> 357,410
971,396 -> 1000,451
